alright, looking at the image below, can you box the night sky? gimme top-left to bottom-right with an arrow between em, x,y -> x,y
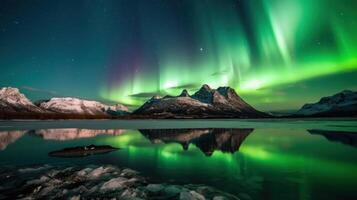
1,0 -> 356,111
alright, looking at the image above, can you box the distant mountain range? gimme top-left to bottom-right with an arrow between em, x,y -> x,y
295,90 -> 357,117
0,86 -> 356,119
0,87 -> 128,119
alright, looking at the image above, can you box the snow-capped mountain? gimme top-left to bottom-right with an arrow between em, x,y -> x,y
134,84 -> 269,118
0,87 -> 129,118
0,87 -> 44,113
296,90 -> 357,117
38,97 -> 128,115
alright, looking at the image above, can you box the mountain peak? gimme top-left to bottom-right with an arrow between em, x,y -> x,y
179,89 -> 190,97
0,87 -> 23,99
201,84 -> 212,91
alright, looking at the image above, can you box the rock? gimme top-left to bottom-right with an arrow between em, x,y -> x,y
213,196 -> 228,200
164,185 -> 182,196
69,195 -> 81,200
121,168 -> 139,177
190,191 -> 205,200
49,145 -> 119,158
0,164 -> 238,199
146,184 -> 164,193
100,177 -> 128,191
180,191 -> 194,200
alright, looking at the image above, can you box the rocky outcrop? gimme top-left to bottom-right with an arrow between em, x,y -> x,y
0,165 -> 239,199
134,84 -> 269,118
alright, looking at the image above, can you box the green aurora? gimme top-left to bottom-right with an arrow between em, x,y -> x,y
0,0 -> 356,111
100,0 -> 357,111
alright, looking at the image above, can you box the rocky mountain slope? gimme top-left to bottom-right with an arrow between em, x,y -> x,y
0,87 -> 45,113
296,90 -> 357,117
134,84 -> 269,118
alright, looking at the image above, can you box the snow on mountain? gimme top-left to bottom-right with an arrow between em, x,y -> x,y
296,90 -> 357,116
39,97 -> 128,115
0,87 -> 44,113
134,84 -> 269,118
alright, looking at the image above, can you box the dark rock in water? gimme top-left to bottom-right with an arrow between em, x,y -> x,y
308,129 -> 357,147
140,128 -> 253,156
48,144 -> 119,157
133,84 -> 270,119
0,165 -> 239,200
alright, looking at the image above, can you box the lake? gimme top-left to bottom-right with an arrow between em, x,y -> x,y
0,119 -> 356,200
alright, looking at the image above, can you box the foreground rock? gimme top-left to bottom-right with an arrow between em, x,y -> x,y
48,144 -> 119,157
134,84 -> 269,119
0,165 -> 239,200
296,90 -> 357,117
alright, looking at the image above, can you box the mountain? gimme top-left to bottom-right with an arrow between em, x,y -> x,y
296,90 -> 357,117
0,87 -> 129,119
38,97 -> 128,116
140,128 -> 253,156
133,84 -> 269,118
0,87 -> 45,114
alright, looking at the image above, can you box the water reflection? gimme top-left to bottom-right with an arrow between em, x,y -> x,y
308,129 -> 357,147
28,129 -> 126,140
140,128 -> 253,156
0,130 -> 26,150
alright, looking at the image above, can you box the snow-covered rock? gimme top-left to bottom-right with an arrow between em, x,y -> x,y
134,84 -> 269,118
296,90 -> 357,117
0,87 -> 44,113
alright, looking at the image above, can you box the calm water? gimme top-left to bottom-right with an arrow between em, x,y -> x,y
0,119 -> 356,200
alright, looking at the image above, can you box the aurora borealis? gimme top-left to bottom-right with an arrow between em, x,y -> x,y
0,0 -> 356,111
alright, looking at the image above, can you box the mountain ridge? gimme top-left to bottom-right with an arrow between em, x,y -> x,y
295,90 -> 357,117
133,84 -> 269,118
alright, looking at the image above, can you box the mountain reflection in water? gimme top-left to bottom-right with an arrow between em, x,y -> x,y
0,128 -> 252,156
140,128 -> 253,156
